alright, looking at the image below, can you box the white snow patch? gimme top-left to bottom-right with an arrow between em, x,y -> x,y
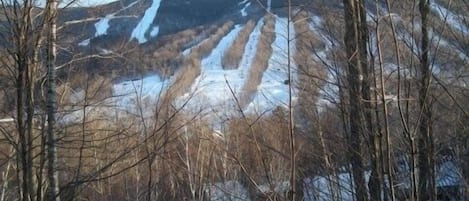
61,73 -> 171,125
84,1 -> 139,44
267,0 -> 271,12
240,2 -> 251,17
112,75 -> 169,115
78,38 -> 90,46
182,48 -> 192,56
94,15 -> 112,36
238,0 -> 248,5
130,0 -> 162,43
246,16 -> 297,113
98,48 -> 113,55
205,181 -> 250,201
150,26 -> 160,37
304,171 -> 373,201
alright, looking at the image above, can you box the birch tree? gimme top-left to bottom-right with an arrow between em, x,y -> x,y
45,0 -> 59,200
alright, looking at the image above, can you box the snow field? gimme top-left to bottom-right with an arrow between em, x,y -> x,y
112,75 -> 169,117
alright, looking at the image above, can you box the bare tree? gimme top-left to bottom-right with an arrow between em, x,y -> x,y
45,0 -> 59,200
417,0 -> 435,200
342,0 -> 368,200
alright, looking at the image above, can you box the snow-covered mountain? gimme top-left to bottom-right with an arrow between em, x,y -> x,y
47,0 -> 467,122
56,0 -> 298,119
1,0 -> 467,123
60,0 -> 264,44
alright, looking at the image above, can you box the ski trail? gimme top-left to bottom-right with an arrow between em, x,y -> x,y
130,0 -> 163,43
91,1 -> 140,39
246,16 -> 296,113
240,2 -> 251,17
184,25 -> 243,107
173,25 -> 243,128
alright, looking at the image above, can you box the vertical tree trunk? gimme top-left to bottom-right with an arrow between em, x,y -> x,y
417,0 -> 435,200
14,1 -> 38,200
342,1 -> 368,200
356,1 -> 382,200
45,0 -> 60,200
286,1 -> 298,200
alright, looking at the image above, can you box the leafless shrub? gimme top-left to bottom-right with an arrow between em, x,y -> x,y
164,57 -> 202,99
222,20 -> 257,69
293,11 -> 327,112
224,109 -> 302,200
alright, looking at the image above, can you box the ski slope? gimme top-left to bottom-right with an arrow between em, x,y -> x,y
246,16 -> 297,113
77,0 -> 140,45
112,75 -> 169,116
179,25 -> 243,114
130,0 -> 162,43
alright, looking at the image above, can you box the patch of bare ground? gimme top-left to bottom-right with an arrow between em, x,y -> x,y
163,21 -> 235,100
238,14 -> 276,107
293,11 -> 327,110
222,20 -> 257,70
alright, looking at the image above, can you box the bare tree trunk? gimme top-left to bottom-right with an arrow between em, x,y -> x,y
417,0 -> 435,200
286,1 -> 298,200
0,146 -> 14,201
342,0 -> 368,200
12,1 -> 38,200
356,1 -> 382,200
45,0 -> 60,200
